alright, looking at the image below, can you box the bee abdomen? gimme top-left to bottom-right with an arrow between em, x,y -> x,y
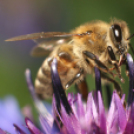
34,57 -> 80,99
35,59 -> 53,99
34,45 -> 83,100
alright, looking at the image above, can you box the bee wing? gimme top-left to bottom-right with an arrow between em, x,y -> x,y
31,44 -> 52,57
31,39 -> 68,57
5,32 -> 79,57
5,32 -> 77,41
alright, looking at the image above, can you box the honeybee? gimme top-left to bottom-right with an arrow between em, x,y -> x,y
6,19 -> 133,100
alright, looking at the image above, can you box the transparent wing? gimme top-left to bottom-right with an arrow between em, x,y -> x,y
5,32 -> 81,57
5,32 -> 77,41
31,39 -> 68,57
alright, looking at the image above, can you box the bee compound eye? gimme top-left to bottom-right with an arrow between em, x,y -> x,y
112,24 -> 122,42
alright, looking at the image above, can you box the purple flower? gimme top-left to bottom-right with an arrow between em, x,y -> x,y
0,96 -> 30,134
1,53 -> 134,134
24,54 -> 134,134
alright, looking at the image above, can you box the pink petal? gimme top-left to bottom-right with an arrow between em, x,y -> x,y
98,91 -> 106,134
60,103 -> 82,134
107,91 -> 127,133
114,93 -> 127,132
0,128 -> 8,134
13,124 -> 26,134
86,92 -> 94,127
76,94 -> 85,120
39,115 -> 54,134
25,118 -> 44,134
124,103 -> 134,134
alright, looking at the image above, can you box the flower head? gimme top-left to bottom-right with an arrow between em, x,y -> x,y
24,53 -> 134,134
1,53 -> 134,134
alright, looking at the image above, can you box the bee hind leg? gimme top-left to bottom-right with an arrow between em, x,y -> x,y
75,79 -> 88,101
65,68 -> 88,100
101,72 -> 123,99
65,68 -> 84,89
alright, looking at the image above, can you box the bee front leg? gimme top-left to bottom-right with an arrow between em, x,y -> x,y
83,50 -> 124,100
83,51 -> 114,77
107,46 -> 124,83
101,72 -> 124,103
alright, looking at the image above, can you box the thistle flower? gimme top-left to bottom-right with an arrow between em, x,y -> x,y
1,53 -> 134,134
24,53 -> 134,134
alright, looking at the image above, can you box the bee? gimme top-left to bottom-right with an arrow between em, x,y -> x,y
6,19 -> 134,100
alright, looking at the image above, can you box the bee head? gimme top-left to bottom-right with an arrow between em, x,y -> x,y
109,20 -> 130,55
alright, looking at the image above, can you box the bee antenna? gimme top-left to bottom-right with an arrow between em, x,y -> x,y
128,43 -> 134,56
127,33 -> 134,40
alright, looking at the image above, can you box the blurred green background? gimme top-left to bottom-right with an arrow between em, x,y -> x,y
0,0 -> 133,110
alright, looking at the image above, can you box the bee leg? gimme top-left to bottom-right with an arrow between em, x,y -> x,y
58,52 -> 72,62
75,79 -> 88,101
107,46 -> 124,83
65,68 -> 84,89
120,58 -> 129,77
101,72 -> 123,99
83,51 -> 114,77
